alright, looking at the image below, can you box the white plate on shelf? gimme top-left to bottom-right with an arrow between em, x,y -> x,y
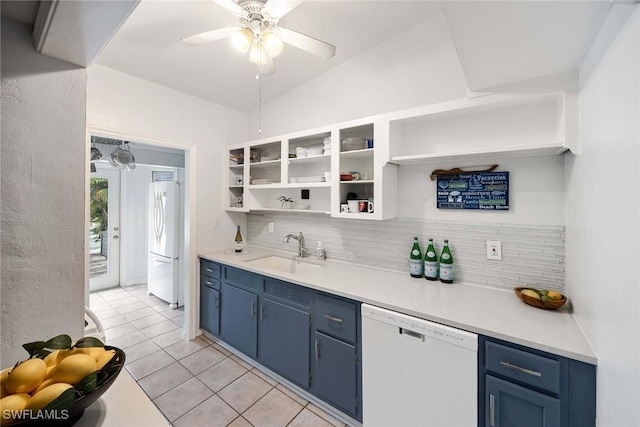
252,179 -> 274,185
297,176 -> 325,183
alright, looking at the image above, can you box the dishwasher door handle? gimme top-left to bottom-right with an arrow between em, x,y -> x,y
399,328 -> 425,342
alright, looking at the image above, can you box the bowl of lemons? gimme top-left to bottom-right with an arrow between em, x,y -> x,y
514,287 -> 567,310
1,335 -> 125,426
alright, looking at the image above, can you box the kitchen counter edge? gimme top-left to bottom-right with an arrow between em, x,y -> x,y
199,247 -> 597,365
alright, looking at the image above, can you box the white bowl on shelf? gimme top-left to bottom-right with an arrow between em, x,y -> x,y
307,147 -> 324,156
342,138 -> 366,151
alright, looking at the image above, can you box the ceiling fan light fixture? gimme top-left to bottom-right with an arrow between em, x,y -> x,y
261,31 -> 283,57
248,38 -> 267,64
231,27 -> 254,53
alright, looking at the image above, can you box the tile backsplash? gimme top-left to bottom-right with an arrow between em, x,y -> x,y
247,212 -> 565,292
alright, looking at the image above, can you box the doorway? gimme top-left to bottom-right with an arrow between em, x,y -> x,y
89,164 -> 121,291
87,130 -> 196,339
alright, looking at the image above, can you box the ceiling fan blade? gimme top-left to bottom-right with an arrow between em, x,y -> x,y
210,0 -> 244,15
181,27 -> 240,47
263,0 -> 303,19
278,27 -> 336,60
259,55 -> 275,76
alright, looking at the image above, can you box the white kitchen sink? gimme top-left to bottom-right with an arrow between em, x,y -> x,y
245,255 -> 323,274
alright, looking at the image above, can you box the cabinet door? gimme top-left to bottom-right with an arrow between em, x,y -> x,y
200,285 -> 220,335
314,332 -> 358,417
486,375 -> 560,427
258,297 -> 310,388
221,283 -> 258,358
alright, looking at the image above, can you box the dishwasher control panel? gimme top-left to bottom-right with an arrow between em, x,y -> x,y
361,303 -> 477,351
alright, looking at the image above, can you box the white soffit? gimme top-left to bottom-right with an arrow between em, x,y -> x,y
440,0 -> 611,91
34,0 -> 140,67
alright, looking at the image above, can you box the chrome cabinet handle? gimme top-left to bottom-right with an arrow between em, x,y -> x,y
489,393 -> 495,426
113,235 -> 119,239
206,268 -> 214,273
260,304 -> 264,320
324,314 -> 343,324
315,340 -> 320,360
214,296 -> 219,309
206,280 -> 213,286
500,361 -> 542,377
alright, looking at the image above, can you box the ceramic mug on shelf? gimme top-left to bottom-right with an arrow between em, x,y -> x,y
347,200 -> 359,213
359,200 -> 373,213
340,204 -> 349,213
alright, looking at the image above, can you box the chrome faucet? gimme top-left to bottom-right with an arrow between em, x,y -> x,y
283,232 -> 307,257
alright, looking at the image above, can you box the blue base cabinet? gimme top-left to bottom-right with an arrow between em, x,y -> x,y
486,375 -> 561,427
198,259 -> 363,423
314,332 -> 358,417
199,259 -> 221,335
258,296 -> 310,389
479,336 -> 596,427
220,282 -> 258,358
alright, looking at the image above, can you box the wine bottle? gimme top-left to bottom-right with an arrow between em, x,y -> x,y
439,239 -> 454,284
424,238 -> 438,281
409,237 -> 423,278
234,225 -> 244,253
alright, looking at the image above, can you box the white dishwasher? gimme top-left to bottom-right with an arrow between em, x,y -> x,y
362,304 -> 478,427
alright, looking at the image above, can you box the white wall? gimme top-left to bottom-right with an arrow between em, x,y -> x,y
1,18 -> 86,367
248,13 -> 468,137
567,4 -> 640,425
87,64 -> 248,254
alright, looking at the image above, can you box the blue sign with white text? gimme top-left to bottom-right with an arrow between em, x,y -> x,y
436,172 -> 509,210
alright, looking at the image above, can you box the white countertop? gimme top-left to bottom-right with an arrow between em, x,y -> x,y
75,369 -> 170,427
200,246 -> 597,365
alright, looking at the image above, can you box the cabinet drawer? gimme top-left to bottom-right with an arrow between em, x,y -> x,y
201,276 -> 220,290
485,340 -> 560,394
264,278 -> 310,308
224,266 -> 263,292
316,294 -> 356,343
200,259 -> 221,280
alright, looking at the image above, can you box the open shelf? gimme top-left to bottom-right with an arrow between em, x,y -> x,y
340,148 -> 374,158
339,180 -> 374,185
390,143 -> 568,165
250,208 -> 331,215
249,159 -> 281,168
288,154 -> 331,164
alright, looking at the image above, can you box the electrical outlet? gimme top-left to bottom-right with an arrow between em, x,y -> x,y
268,221 -> 275,234
487,240 -> 502,260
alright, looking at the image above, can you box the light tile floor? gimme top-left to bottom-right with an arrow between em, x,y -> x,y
90,284 -> 347,427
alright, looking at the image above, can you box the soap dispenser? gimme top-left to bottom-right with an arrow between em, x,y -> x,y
315,241 -> 326,261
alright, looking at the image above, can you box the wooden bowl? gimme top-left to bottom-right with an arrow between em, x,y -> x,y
514,287 -> 567,310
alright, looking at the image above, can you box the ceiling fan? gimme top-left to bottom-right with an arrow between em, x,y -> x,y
181,0 -> 336,75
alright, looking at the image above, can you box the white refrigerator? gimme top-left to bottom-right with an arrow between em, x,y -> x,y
148,181 -> 182,308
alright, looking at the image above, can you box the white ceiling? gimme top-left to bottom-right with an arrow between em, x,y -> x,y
96,0 -> 441,112
440,0 -> 611,91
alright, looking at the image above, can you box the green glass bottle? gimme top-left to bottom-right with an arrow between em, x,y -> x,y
439,239 -> 454,283
423,238 -> 438,281
234,225 -> 244,253
409,237 -> 423,278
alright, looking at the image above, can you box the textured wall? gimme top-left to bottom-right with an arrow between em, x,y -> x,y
1,18 -> 86,368
567,5 -> 640,425
247,213 -> 565,292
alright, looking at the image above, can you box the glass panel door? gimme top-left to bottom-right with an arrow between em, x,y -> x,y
89,164 -> 121,291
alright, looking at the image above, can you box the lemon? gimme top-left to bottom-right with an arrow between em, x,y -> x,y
0,393 -> 31,426
4,359 -> 47,395
32,378 -> 55,395
53,354 -> 96,385
43,351 -> 60,367
24,383 -> 72,412
95,350 -> 116,370
547,290 -> 563,300
44,365 -> 56,380
521,289 -> 541,299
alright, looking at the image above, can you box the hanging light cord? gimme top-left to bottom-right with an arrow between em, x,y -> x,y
256,26 -> 263,135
